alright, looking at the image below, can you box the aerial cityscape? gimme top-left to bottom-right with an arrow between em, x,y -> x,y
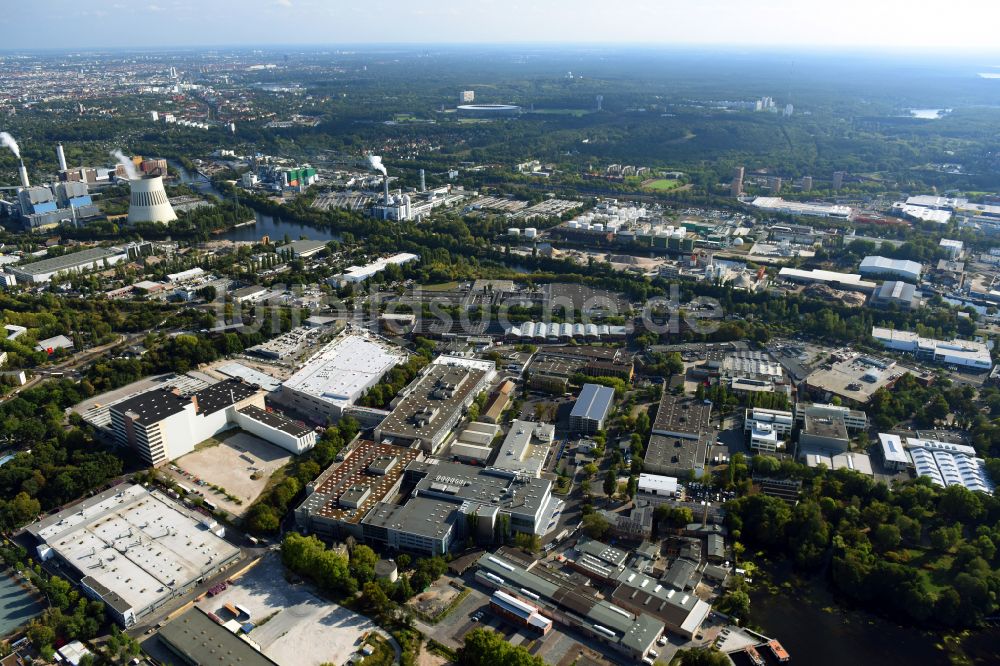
0,2 -> 999,666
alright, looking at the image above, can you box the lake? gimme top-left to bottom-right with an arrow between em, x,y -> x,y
750,566 -> 999,665
0,569 -> 45,638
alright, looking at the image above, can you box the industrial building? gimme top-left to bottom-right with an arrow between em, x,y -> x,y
374,356 -> 496,453
777,267 -> 877,293
859,256 -> 923,282
635,473 -> 679,504
490,420 -> 555,478
278,330 -> 408,423
489,590 -> 553,635
904,438 -> 994,493
475,551 -> 664,660
127,176 -> 178,224
109,379 -> 264,466
361,497 -> 459,556
610,566 -> 712,639
233,405 -> 317,455
569,383 -> 615,434
870,280 -> 919,309
750,197 -> 853,219
294,441 -> 423,541
26,485 -> 241,627
504,321 -> 628,341
283,239 -> 328,258
652,394 -> 711,439
328,253 -> 419,286
158,607 -> 278,666
744,407 -> 791,453
9,246 -> 129,283
871,327 -> 993,371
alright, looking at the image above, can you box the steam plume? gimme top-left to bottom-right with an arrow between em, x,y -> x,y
0,132 -> 20,160
111,149 -> 140,180
366,154 -> 387,177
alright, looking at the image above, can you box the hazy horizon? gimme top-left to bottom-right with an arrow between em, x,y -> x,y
7,0 -> 1000,54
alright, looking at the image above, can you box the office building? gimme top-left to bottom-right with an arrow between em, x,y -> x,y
744,408 -> 794,437
877,433 -> 911,471
939,238 -> 964,259
279,330 -> 407,423
832,171 -> 845,190
569,383 -> 615,434
798,411 -> 849,453
361,498 -> 460,556
859,256 -> 923,282
872,327 -> 992,371
374,356 -> 495,453
794,403 -> 867,431
109,379 -> 263,466
26,485 -> 241,627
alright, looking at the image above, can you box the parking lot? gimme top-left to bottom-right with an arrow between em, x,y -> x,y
166,431 -> 294,516
196,553 -> 377,666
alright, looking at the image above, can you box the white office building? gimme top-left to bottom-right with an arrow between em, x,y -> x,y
871,327 -> 992,371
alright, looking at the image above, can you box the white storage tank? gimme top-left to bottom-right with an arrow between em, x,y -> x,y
508,228 -> 521,236
524,227 -> 537,238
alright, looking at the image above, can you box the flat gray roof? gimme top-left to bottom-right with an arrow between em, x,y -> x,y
361,498 -> 457,539
651,394 -> 712,438
12,246 -> 123,276
158,607 -> 278,666
377,363 -> 488,444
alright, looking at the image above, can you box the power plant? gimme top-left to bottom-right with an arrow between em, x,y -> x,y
127,175 -> 177,225
56,144 -> 68,172
17,162 -> 29,188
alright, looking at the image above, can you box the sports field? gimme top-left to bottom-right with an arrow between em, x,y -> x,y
643,178 -> 683,191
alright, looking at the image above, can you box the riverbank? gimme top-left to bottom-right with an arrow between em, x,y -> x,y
749,559 -> 999,665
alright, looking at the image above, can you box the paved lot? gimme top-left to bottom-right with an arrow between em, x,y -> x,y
168,431 -> 293,517
196,553 -> 375,666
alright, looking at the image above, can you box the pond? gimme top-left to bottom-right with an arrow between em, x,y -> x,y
750,565 -> 999,665
0,569 -> 45,638
217,212 -> 341,244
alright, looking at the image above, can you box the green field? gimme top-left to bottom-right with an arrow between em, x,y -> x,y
643,178 -> 683,191
528,108 -> 591,117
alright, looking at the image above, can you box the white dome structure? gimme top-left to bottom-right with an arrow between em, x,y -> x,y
127,176 -> 177,224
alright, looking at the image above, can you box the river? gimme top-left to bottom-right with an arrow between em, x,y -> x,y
0,569 -> 45,638
171,161 -> 340,243
750,565 -> 1000,665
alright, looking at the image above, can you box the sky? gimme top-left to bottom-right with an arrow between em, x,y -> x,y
6,0 -> 1000,52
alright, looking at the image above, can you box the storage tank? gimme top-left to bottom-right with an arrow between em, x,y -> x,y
568,221 -> 580,229
508,228 -> 521,236
524,227 -> 537,238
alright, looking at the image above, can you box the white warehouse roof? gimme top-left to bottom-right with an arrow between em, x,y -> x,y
859,256 -> 922,281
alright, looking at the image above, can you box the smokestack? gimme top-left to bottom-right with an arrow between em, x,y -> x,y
18,162 -> 29,188
56,144 -> 67,172
384,177 -> 390,205
419,169 -> 426,192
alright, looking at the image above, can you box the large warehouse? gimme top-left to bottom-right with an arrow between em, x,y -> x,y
871,327 -> 993,370
9,246 -> 129,283
26,485 -> 241,627
278,330 -> 408,423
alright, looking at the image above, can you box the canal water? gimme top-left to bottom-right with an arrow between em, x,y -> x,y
750,567 -> 999,665
0,569 -> 45,638
172,161 -> 339,244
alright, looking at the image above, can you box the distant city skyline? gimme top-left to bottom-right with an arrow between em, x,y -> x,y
5,0 -> 1000,53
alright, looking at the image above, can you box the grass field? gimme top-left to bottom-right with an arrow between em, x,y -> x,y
643,178 -> 683,191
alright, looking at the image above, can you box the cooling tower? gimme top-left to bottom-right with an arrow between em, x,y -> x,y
127,175 -> 177,224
